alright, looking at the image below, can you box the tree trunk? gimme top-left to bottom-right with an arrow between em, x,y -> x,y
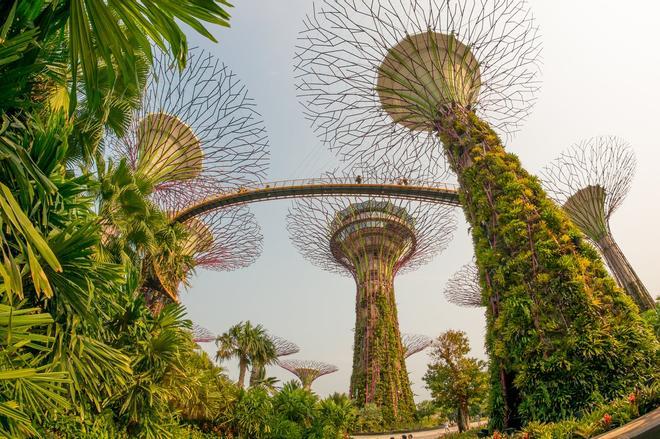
237,358 -> 247,389
457,399 -> 470,432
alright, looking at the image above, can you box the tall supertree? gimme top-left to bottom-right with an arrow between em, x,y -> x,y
541,137 -> 655,311
192,324 -> 216,343
287,168 -> 456,425
249,335 -> 300,386
401,333 -> 432,359
278,359 -> 338,391
107,50 -> 268,303
294,0 -> 657,428
444,263 -> 482,308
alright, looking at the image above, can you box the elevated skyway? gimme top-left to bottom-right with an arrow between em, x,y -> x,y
173,177 -> 461,222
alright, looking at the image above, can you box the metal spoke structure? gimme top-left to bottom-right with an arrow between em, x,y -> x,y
287,166 -> 456,425
541,137 -> 654,311
444,262 -> 483,308
278,359 -> 338,391
111,49 -> 269,201
106,49 -> 269,303
294,0 -> 541,171
192,324 -> 216,343
401,333 -> 433,358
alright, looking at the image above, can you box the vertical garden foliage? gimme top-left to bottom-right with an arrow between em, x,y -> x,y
350,277 -> 415,427
436,107 -> 658,428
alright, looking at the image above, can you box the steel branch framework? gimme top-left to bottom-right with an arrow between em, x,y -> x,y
401,333 -> 433,358
271,336 -> 300,357
111,49 -> 269,203
294,0 -> 541,170
192,324 -> 216,343
278,359 -> 338,391
541,137 -> 654,310
444,262 -> 483,308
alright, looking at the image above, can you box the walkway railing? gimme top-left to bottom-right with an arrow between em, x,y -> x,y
173,177 -> 461,222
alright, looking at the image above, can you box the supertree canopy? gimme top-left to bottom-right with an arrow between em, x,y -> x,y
541,137 -> 655,311
443,262 -> 482,308
294,0 -> 658,429
401,333 -> 432,359
287,167 -> 456,425
192,324 -> 216,343
249,335 -> 300,386
295,0 -> 540,170
278,359 -> 338,391
107,50 -> 268,303
112,49 -> 269,200
271,336 -> 300,358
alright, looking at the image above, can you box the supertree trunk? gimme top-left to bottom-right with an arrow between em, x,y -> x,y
597,235 -> 655,310
436,107 -> 657,428
349,265 -> 415,425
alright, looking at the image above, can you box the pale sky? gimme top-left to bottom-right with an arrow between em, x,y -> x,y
181,1 -> 660,401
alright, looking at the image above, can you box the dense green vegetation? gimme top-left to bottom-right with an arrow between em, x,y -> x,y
436,105 -> 659,429
0,1 -> 236,437
1,0 -> 658,437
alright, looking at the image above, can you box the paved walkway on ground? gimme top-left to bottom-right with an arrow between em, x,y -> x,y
352,421 -> 487,439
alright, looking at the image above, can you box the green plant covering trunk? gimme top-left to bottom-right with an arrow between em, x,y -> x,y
349,274 -> 415,426
435,106 -> 658,429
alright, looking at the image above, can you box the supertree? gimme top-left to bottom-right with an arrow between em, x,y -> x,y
541,137 -> 655,311
278,359 -> 338,391
111,49 -> 269,201
401,333 -> 432,359
249,335 -> 300,386
107,49 -> 268,304
443,262 -> 482,308
192,323 -> 216,343
287,167 -> 456,425
294,0 -> 657,428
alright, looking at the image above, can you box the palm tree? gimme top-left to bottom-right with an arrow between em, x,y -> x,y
216,322 -> 277,389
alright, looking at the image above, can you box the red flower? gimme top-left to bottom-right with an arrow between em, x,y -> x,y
603,413 -> 612,425
492,432 -> 502,439
628,393 -> 636,403
522,433 -> 530,439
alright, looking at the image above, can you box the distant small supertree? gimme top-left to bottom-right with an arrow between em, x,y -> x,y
278,359 -> 338,391
402,334 -> 432,358
541,137 -> 654,311
272,336 -> 300,358
444,263 -> 482,308
192,324 -> 216,343
287,164 -> 456,424
249,335 -> 300,386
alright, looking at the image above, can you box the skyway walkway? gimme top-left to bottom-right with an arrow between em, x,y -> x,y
173,177 -> 461,222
